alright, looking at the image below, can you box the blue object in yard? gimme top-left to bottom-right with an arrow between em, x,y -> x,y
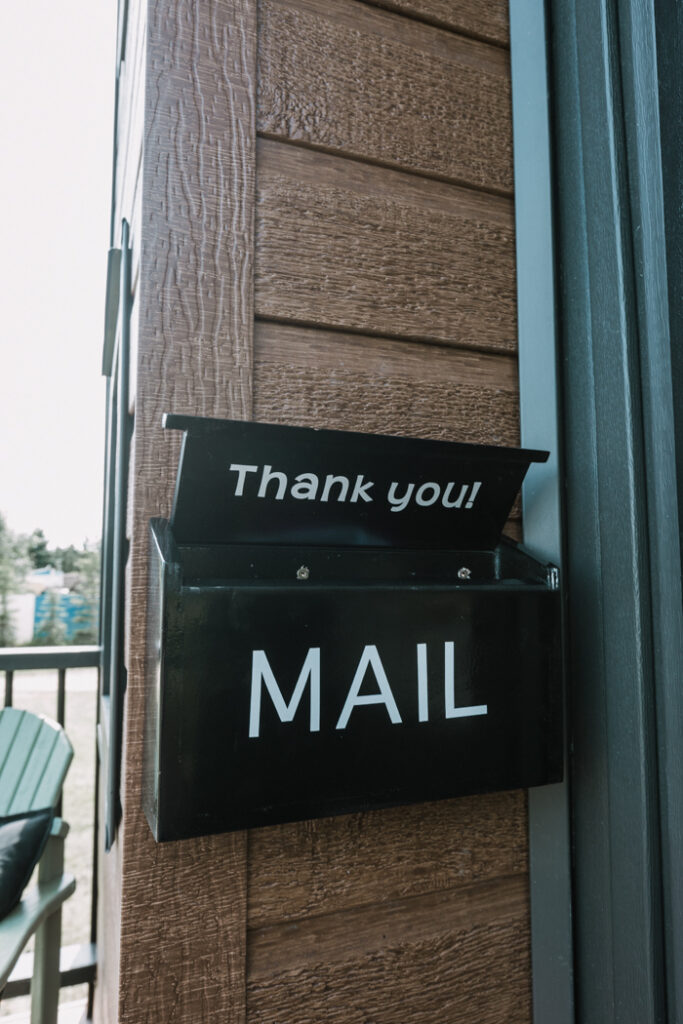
33,592 -> 97,644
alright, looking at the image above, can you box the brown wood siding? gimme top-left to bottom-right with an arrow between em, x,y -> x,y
254,140 -> 516,351
102,0 -> 257,1022
248,790 -> 527,924
363,0 -> 509,45
253,321 -> 519,444
99,0 -> 529,1021
247,877 -> 530,1024
257,0 -> 513,191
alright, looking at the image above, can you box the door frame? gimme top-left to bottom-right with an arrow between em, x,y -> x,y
512,1 -> 683,1020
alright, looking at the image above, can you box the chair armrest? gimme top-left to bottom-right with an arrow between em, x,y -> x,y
0,874 -> 76,988
49,818 -> 69,840
39,819 -> 69,885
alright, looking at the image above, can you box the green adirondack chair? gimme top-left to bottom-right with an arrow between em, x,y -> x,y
0,707 -> 76,1024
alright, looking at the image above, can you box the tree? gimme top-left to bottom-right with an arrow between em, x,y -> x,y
0,522 -> 101,647
27,528 -> 50,569
70,544 -> 100,644
57,545 -> 81,573
0,514 -> 28,646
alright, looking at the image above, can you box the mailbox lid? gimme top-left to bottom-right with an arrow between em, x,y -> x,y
164,415 -> 548,550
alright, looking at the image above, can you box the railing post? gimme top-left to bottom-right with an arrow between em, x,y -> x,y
55,668 -> 67,817
57,668 -> 66,727
4,669 -> 13,707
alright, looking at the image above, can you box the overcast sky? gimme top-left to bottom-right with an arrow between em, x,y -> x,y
0,2 -> 117,548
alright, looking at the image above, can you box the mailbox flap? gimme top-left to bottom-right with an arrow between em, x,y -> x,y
164,414 -> 548,550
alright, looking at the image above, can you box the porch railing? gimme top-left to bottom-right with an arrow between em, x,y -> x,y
0,645 -> 100,1011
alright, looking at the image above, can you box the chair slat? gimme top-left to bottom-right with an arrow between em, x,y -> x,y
8,726 -> 60,814
0,710 -> 73,815
29,731 -> 73,812
0,708 -> 25,773
0,712 -> 43,815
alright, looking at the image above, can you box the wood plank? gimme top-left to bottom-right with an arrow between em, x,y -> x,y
255,140 -> 517,353
113,1 -> 257,1022
15,728 -> 70,813
256,320 -> 518,386
364,0 -> 509,47
0,707 -> 24,773
247,877 -> 531,1024
0,711 -> 42,815
248,790 -> 527,926
258,0 -> 512,192
248,874 -> 526,975
23,734 -> 66,812
254,321 -> 520,445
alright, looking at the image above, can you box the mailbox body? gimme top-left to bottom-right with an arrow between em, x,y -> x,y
144,519 -> 562,841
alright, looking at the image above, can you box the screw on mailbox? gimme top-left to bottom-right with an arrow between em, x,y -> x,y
296,565 -> 310,581
457,567 -> 472,581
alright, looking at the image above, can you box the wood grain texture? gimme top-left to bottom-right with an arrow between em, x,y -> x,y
363,0 -> 510,46
255,319 -> 518,387
255,140 -> 517,353
247,877 -> 531,1024
112,1 -> 257,1022
119,830 -> 248,1022
248,790 -> 527,926
254,321 -> 520,445
258,0 -> 512,192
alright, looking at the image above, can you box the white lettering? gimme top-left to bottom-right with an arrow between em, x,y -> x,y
291,473 -> 319,500
228,463 -> 258,496
417,643 -> 429,722
350,475 -> 374,503
258,465 -> 288,500
416,482 -> 440,506
465,482 -> 482,509
336,645 -> 402,729
249,648 -> 320,738
320,474 -> 350,503
226,466 -> 478,514
441,482 -> 468,509
387,481 -> 414,512
443,642 -> 487,719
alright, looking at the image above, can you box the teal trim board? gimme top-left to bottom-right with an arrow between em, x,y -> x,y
510,3 -> 574,1023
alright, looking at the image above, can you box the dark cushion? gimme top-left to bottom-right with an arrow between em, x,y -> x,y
0,809 -> 54,920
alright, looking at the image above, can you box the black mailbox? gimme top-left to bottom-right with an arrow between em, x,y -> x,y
144,415 -> 562,841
